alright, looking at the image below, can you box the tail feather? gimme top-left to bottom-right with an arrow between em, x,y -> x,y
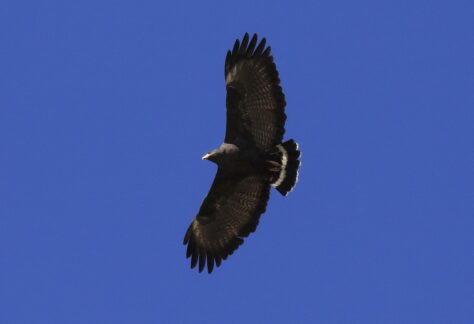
268,139 -> 301,196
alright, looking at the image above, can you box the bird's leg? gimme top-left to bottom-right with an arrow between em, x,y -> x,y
266,160 -> 281,172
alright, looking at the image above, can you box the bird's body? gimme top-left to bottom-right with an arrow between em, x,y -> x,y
204,143 -> 268,175
184,33 -> 301,273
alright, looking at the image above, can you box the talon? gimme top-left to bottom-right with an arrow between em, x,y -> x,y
266,160 -> 281,167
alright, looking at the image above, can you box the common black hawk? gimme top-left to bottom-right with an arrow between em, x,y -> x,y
183,33 -> 301,273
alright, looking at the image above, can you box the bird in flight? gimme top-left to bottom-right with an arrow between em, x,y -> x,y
183,33 -> 301,273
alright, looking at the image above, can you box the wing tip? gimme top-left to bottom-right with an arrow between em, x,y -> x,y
227,33 -> 270,61
184,227 -> 249,274
225,33 -> 275,82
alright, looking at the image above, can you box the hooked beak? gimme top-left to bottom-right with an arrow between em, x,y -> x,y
202,153 -> 211,160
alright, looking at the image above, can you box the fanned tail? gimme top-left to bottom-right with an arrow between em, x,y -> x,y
267,139 -> 301,196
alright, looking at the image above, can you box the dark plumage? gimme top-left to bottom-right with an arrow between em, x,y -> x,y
183,33 -> 301,273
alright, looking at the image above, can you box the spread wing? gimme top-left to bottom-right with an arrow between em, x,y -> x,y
183,168 -> 270,273
224,33 -> 287,150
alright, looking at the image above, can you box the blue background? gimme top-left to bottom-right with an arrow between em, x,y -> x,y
1,1 -> 473,323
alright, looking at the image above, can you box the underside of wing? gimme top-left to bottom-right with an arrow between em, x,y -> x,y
224,33 -> 287,150
183,169 -> 271,273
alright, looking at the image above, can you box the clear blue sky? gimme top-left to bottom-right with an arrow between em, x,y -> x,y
1,1 -> 472,323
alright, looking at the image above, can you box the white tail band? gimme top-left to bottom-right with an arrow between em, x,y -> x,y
272,144 -> 288,188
